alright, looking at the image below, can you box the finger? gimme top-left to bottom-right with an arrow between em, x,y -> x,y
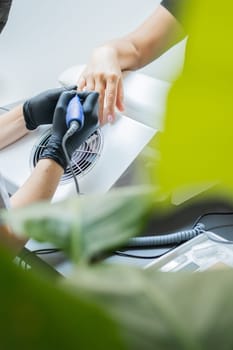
46,85 -> 77,102
116,78 -> 124,112
55,90 -> 77,116
94,79 -> 106,124
39,86 -> 65,102
105,74 -> 118,123
77,91 -> 92,101
64,84 -> 77,91
82,91 -> 99,114
82,92 -> 99,128
85,74 -> 95,91
77,76 -> 86,91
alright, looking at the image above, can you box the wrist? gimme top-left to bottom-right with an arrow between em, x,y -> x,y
37,158 -> 64,173
22,100 -> 36,130
39,135 -> 67,171
93,45 -> 118,61
107,38 -> 141,71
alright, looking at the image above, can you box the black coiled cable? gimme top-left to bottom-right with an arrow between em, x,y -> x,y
126,223 -> 205,248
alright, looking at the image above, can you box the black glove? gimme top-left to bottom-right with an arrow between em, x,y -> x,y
39,90 -> 99,170
23,85 -> 76,130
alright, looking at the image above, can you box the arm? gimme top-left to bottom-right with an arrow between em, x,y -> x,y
10,159 -> 63,208
0,86 -> 77,150
0,159 -> 63,254
106,4 -> 185,71
0,90 -> 99,254
17,90 -> 98,207
78,4 -> 185,124
0,91 -> 73,253
0,105 -> 29,149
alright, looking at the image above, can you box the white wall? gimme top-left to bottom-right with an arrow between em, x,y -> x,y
0,0 -> 185,106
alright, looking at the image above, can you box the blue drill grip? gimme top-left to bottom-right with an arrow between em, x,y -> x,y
66,95 -> 84,130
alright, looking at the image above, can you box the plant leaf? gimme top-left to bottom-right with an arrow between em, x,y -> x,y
1,186 -> 159,263
65,263 -> 233,350
0,247 -> 125,350
63,264 -> 198,350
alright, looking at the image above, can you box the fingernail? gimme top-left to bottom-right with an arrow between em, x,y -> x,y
108,114 -> 114,123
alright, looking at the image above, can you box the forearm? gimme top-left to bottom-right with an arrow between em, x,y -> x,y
0,223 -> 27,256
0,104 -> 29,149
10,159 -> 64,208
104,5 -> 186,71
78,4 -> 185,123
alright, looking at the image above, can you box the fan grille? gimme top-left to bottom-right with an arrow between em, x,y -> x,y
31,128 -> 103,184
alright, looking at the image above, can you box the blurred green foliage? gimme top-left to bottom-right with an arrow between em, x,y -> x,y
2,186 -> 158,263
1,0 -> 233,349
152,0 -> 233,200
0,246 -> 125,350
65,264 -> 233,350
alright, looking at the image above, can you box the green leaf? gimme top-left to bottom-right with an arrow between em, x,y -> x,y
63,264 -> 198,350
1,186 -> 159,263
64,263 -> 233,350
0,247 -> 125,350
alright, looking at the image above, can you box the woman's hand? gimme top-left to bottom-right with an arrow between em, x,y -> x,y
40,90 -> 99,170
23,85 -> 76,130
77,46 -> 124,125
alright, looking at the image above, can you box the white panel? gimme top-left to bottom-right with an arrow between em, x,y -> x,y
0,117 -> 156,202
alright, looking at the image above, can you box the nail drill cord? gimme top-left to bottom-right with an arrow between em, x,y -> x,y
62,121 -> 81,195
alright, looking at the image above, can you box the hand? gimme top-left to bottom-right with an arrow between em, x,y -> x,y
23,85 -> 76,130
77,46 -> 124,125
40,90 -> 99,170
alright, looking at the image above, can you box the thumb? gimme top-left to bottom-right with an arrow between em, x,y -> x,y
77,90 -> 95,104
82,91 -> 99,114
54,90 -> 77,116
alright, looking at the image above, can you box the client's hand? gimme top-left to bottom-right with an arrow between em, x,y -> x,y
39,90 -> 99,170
77,46 -> 124,125
23,85 -> 76,130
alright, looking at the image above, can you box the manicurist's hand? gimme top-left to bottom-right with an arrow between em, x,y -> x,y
40,90 -> 99,170
23,85 -> 76,130
77,46 -> 124,125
